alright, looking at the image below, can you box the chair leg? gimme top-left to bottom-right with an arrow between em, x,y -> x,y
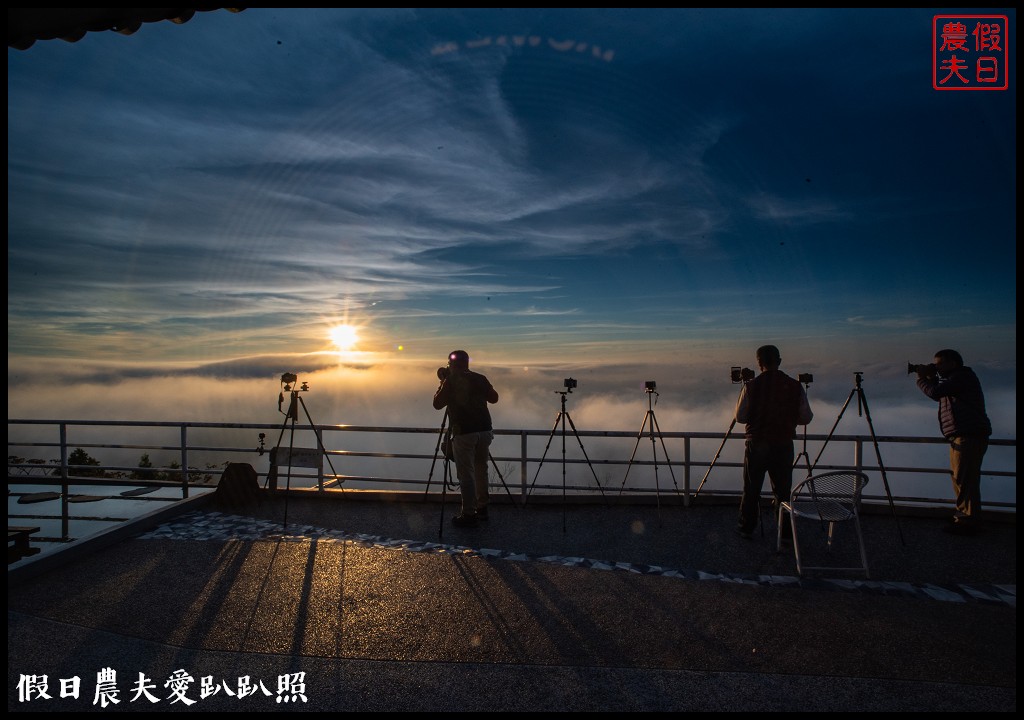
854,514 -> 870,578
790,516 -> 803,576
776,505 -> 783,553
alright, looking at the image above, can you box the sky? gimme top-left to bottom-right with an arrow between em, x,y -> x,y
7,9 -> 1017,494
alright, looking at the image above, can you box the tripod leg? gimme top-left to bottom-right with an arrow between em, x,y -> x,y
563,412 -> 607,502
793,427 -> 812,478
489,453 -> 520,508
694,419 -> 735,500
793,452 -> 811,480
647,412 -> 664,522
296,396 -> 343,492
283,415 -> 296,529
618,412 -> 651,497
526,412 -> 563,501
438,441 -> 450,539
650,413 -> 681,496
793,427 -> 812,477
561,412 -> 567,532
812,388 -> 856,470
857,389 -> 906,546
266,414 -> 292,490
425,411 -> 450,499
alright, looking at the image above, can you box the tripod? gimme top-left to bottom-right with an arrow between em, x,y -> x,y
526,388 -> 607,532
263,376 -> 340,530
694,382 -> 746,501
693,377 -> 779,537
811,371 -> 905,545
425,409 -> 519,539
793,377 -> 813,476
425,408 -> 455,500
617,384 -> 681,521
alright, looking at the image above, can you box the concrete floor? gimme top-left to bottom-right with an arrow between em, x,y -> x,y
7,490 -> 1016,711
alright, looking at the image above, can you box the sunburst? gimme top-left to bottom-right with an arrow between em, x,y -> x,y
328,324 -> 359,352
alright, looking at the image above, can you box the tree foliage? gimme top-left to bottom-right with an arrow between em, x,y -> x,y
57,447 -> 106,477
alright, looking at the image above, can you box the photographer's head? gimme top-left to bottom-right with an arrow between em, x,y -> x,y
934,349 -> 963,376
934,349 -> 963,366
448,349 -> 470,371
755,344 -> 782,371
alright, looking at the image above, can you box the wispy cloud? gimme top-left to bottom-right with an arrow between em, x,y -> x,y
845,316 -> 920,329
746,192 -> 849,225
7,8 -> 1015,403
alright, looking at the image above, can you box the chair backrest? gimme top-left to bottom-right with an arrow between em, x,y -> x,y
266,446 -> 324,491
793,470 -> 869,522
269,446 -> 323,470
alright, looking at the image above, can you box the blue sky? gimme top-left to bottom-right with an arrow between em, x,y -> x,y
7,9 -> 1016,448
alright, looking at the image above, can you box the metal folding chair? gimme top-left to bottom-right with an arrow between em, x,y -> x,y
777,470 -> 870,578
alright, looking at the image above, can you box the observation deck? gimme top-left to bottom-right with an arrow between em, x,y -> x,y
7,419 -> 1016,711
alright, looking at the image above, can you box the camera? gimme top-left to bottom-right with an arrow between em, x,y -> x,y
564,377 -> 578,391
437,366 -> 449,381
731,367 -> 755,384
277,372 -> 307,416
279,373 -> 307,393
798,373 -> 813,384
907,362 -> 936,376
645,380 -> 656,392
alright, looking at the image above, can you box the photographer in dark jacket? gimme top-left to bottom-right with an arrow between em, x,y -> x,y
734,345 -> 813,539
433,350 -> 499,527
914,349 -> 992,533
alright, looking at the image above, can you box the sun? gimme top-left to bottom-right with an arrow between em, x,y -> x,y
328,324 -> 360,352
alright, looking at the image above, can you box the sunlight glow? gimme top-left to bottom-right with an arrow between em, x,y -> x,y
329,324 -> 359,352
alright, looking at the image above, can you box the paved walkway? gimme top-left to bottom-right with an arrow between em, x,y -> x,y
7,492 -> 1016,711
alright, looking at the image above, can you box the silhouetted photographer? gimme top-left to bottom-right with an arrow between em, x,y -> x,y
432,350 -> 499,528
733,345 -> 813,539
911,349 -> 992,533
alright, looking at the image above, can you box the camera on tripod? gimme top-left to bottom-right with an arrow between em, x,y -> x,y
907,362 -> 937,376
280,372 -> 308,391
731,367 -> 755,384
564,377 -> 578,392
644,380 -> 656,392
278,372 -> 308,416
798,373 -> 813,384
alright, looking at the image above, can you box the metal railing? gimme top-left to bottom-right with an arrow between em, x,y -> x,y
8,418 -> 1017,544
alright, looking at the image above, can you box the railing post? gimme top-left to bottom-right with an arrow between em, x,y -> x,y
683,435 -> 691,506
854,438 -> 863,474
59,423 -> 69,540
180,425 -> 189,498
520,431 -> 528,501
316,426 -> 325,491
